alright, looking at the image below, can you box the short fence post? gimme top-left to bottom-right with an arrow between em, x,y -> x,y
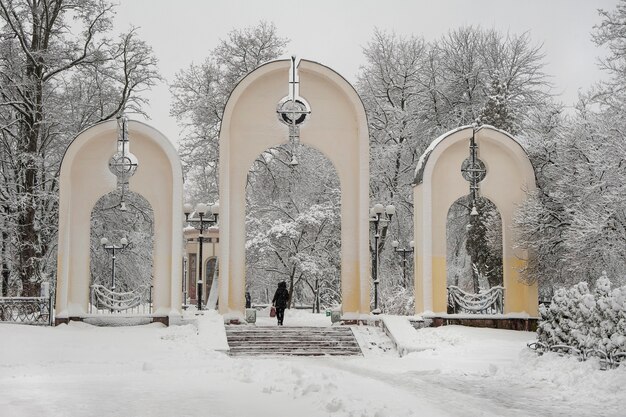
48,294 -> 53,326
90,285 -> 94,314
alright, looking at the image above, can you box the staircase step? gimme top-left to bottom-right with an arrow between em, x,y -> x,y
227,338 -> 359,343
228,344 -> 360,350
231,342 -> 359,350
228,350 -> 361,357
225,328 -> 353,333
227,343 -> 360,348
225,325 -> 362,357
225,335 -> 357,340
229,349 -> 361,354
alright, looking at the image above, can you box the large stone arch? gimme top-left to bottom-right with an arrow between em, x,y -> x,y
413,125 -> 538,315
55,120 -> 183,323
218,59 -> 370,319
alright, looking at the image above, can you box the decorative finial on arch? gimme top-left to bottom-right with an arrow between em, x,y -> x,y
276,56 -> 311,166
109,113 -> 138,210
461,123 -> 487,216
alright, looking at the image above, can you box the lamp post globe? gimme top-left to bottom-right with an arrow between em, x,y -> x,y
195,203 -> 208,216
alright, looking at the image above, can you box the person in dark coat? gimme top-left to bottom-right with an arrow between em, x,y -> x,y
271,281 -> 290,326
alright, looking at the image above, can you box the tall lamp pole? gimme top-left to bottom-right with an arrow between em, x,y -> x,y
182,257 -> 188,308
369,203 -> 395,313
391,240 -> 414,288
100,237 -> 129,290
183,202 -> 219,311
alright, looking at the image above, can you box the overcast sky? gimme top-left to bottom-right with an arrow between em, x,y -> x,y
112,0 -> 619,146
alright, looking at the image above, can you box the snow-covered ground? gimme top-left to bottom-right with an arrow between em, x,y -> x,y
1,311 -> 624,417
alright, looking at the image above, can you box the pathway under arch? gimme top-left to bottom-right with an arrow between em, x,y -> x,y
245,143 -> 342,310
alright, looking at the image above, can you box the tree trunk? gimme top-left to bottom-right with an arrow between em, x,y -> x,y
1,230 -> 8,297
15,33 -> 45,296
288,266 -> 296,309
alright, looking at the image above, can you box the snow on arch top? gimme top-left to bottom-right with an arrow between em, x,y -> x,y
412,124 -> 533,186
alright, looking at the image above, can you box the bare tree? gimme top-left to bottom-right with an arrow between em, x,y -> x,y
245,145 -> 341,309
592,0 -> 626,110
90,191 -> 154,292
170,21 -> 288,203
357,29 -> 431,295
515,102 -> 626,289
357,26 -> 550,307
513,1 -> 626,291
0,0 -> 159,295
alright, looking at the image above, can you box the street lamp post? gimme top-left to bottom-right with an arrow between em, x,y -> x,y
100,237 -> 129,290
391,240 -> 414,288
369,203 -> 395,313
182,257 -> 188,308
183,202 -> 219,311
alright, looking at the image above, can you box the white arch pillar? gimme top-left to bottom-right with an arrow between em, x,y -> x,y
218,59 -> 371,320
55,120 -> 183,323
413,125 -> 538,316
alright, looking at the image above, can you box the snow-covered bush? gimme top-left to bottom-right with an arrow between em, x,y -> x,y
537,274 -> 626,355
380,285 -> 414,315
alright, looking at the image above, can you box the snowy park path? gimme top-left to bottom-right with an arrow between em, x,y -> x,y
1,313 -> 624,417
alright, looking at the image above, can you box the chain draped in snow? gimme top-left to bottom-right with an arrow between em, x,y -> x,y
90,284 -> 149,311
447,285 -> 504,314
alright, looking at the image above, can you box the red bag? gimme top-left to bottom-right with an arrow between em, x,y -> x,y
270,306 -> 276,317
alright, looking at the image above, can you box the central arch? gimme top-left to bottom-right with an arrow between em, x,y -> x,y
218,59 -> 370,319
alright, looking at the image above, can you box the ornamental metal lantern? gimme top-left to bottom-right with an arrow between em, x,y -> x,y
276,56 -> 311,166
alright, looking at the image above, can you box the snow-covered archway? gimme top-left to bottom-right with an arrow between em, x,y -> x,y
218,59 -> 370,320
55,120 -> 183,324
413,125 -> 538,315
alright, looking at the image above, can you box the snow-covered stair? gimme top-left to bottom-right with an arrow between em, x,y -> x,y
225,326 -> 362,357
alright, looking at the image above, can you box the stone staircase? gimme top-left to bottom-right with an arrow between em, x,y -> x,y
225,326 -> 362,357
